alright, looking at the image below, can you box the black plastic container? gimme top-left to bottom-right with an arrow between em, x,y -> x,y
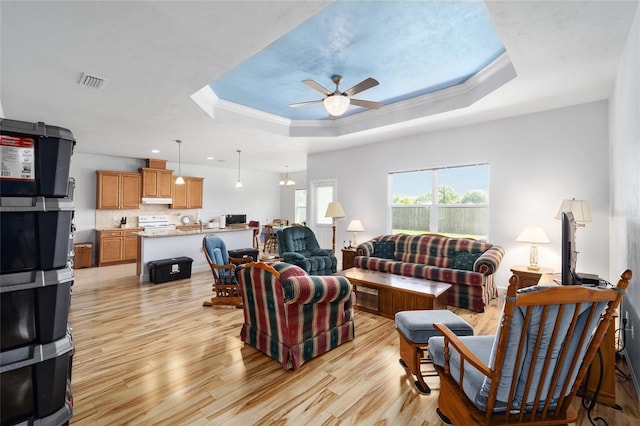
0,334 -> 74,425
148,257 -> 193,284
0,268 -> 73,351
0,119 -> 75,198
228,248 -> 259,262
0,118 -> 76,197
0,197 -> 74,274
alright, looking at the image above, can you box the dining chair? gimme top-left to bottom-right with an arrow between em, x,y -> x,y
263,224 -> 278,253
248,220 -> 260,248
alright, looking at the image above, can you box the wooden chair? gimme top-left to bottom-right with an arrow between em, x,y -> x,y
202,235 -> 252,307
263,224 -> 278,253
428,270 -> 631,425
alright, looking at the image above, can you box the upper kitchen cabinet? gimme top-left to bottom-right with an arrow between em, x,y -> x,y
171,177 -> 204,209
140,168 -> 173,199
96,170 -> 141,210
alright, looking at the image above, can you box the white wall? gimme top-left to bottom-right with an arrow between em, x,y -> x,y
70,152 -> 282,246
308,101 -> 610,288
610,2 -> 640,394
278,170 -> 307,224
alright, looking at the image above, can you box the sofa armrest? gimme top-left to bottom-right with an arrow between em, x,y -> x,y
474,246 -> 505,275
357,241 -> 374,257
281,252 -> 306,261
281,275 -> 353,304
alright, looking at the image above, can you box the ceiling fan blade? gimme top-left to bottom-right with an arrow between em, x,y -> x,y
302,79 -> 332,95
343,77 -> 379,96
289,99 -> 324,108
350,98 -> 383,109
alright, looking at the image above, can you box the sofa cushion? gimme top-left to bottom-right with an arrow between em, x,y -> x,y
372,241 -> 395,259
454,251 -> 482,270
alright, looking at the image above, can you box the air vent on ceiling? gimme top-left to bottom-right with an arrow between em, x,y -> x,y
78,73 -> 107,89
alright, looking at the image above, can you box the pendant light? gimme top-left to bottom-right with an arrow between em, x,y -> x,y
235,150 -> 243,188
279,165 -> 295,186
175,140 -> 185,185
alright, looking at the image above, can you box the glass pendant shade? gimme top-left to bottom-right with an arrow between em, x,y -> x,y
175,140 -> 185,185
235,150 -> 242,188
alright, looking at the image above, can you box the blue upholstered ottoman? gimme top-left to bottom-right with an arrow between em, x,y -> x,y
395,310 -> 474,394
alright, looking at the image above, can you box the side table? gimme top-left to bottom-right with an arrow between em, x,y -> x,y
510,265 -> 554,289
342,248 -> 357,270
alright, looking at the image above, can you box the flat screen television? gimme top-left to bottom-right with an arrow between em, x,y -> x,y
561,211 -> 579,285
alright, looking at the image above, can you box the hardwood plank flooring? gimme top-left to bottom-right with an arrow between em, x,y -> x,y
69,264 -> 639,425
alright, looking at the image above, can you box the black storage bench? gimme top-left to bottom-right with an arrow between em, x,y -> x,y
147,257 -> 193,284
228,248 -> 259,262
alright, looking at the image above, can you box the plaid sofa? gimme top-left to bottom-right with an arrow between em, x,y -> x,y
355,234 -> 504,312
237,261 -> 355,370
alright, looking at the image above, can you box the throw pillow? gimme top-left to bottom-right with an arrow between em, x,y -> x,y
453,251 -> 482,271
372,241 -> 395,259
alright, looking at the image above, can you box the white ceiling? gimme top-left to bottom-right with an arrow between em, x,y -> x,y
1,1 -> 638,173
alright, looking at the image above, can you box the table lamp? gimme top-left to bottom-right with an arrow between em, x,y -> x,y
346,220 -> 365,247
554,198 -> 591,227
325,202 -> 345,252
516,226 -> 550,270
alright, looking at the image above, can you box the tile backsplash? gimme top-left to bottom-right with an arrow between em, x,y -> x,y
95,205 -> 201,229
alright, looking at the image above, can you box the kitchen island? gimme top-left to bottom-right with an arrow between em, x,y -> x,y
136,226 -> 255,282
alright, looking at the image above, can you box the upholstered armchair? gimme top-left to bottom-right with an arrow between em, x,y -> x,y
277,226 -> 337,275
427,270 -> 631,425
237,262 -> 355,370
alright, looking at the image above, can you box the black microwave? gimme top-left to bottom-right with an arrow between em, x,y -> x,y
225,214 -> 246,225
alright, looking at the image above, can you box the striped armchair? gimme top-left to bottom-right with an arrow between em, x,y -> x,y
237,262 -> 355,370
356,234 -> 504,312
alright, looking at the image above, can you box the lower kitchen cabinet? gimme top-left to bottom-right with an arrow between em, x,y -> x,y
97,229 -> 142,266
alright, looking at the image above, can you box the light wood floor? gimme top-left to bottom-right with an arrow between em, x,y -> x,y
69,264 -> 639,425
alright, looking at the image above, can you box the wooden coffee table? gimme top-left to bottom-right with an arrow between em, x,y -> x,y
335,268 -> 451,319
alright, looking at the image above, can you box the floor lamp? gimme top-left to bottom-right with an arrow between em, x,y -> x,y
325,202 -> 345,253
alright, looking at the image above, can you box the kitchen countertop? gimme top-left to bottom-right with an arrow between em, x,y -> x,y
137,226 -> 257,238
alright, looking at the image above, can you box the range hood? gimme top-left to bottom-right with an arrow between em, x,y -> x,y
141,197 -> 173,205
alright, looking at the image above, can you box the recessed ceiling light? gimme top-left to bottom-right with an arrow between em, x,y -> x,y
151,149 -> 160,153
206,156 -> 214,160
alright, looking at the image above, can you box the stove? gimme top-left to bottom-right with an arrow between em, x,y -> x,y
138,215 -> 176,231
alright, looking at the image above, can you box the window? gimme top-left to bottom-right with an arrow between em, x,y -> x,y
311,180 -> 336,226
390,164 -> 489,239
294,189 -> 307,224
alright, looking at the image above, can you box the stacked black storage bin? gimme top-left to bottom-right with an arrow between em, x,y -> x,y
0,119 -> 76,425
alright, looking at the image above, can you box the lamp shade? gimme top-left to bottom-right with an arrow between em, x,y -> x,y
323,95 -> 350,116
555,198 -> 591,223
347,220 -> 365,232
325,201 -> 345,219
516,227 -> 550,244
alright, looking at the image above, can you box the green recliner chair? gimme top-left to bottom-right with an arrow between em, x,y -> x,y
277,226 -> 337,275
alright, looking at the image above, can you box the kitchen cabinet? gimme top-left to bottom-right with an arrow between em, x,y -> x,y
97,229 -> 142,266
171,177 -> 204,209
140,168 -> 173,199
96,171 -> 141,209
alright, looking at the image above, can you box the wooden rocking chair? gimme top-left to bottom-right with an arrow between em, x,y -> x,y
202,235 -> 252,307
428,270 -> 631,425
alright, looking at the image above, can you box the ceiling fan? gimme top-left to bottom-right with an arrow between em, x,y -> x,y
290,74 -> 383,117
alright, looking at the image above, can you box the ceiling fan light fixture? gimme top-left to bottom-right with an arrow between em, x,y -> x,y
323,95 -> 350,116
